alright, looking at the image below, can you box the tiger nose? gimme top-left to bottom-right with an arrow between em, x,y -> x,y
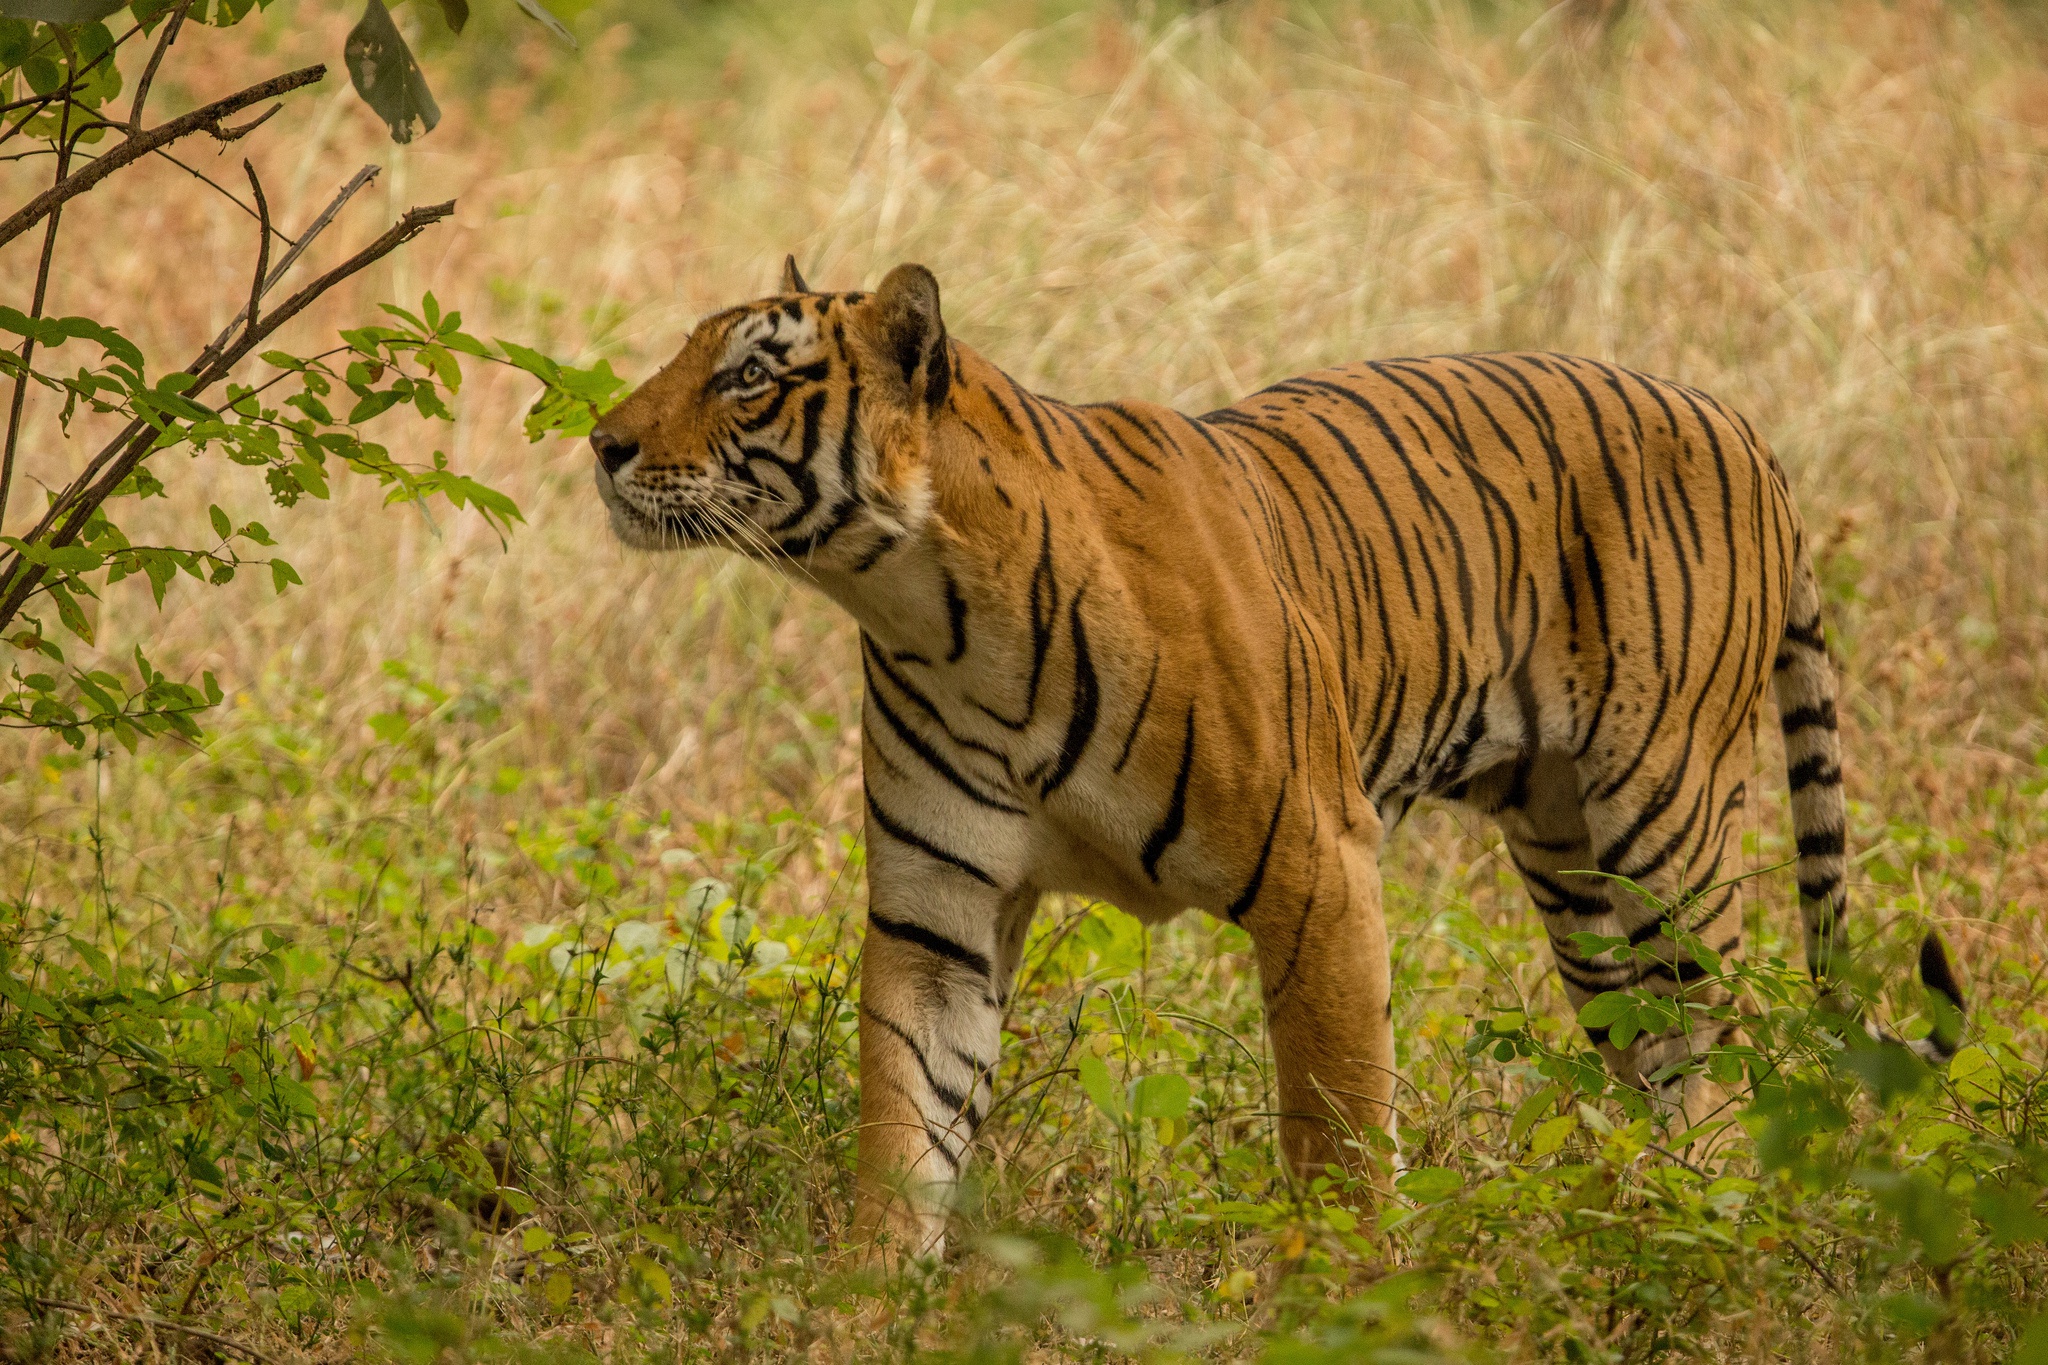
590,428 -> 639,475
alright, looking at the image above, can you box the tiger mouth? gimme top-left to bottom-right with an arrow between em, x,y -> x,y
609,502 -> 723,550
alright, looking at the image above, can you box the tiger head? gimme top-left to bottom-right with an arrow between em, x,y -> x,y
589,257 -> 953,569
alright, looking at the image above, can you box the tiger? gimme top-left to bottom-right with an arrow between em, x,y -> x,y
588,255 -> 1967,1256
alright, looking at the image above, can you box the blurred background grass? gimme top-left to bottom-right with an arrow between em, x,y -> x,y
2,0 -> 2046,1359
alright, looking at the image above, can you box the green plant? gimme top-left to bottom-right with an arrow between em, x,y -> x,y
0,1 -> 622,750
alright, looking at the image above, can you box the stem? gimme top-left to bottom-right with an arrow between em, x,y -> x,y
128,0 -> 196,134
241,161 -> 272,342
0,63 -> 75,537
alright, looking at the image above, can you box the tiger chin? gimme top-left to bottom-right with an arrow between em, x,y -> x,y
589,255 -> 1967,1260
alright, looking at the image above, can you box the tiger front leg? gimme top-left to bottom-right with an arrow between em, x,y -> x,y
853,855 -> 1035,1260
1240,822 -> 1399,1187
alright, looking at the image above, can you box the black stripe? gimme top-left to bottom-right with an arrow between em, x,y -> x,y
1797,829 -> 1845,858
1786,756 -> 1842,791
1141,707 -> 1196,882
862,1005 -> 981,1120
865,790 -> 1001,887
1226,779 -> 1288,923
973,507 -> 1058,731
867,911 -> 994,980
1918,934 -> 1966,1014
1797,873 -> 1842,902
863,654 -> 1026,815
1039,590 -> 1101,796
944,574 -> 969,663
1783,616 -> 1825,650
1112,656 -> 1159,774
1779,701 -> 1836,732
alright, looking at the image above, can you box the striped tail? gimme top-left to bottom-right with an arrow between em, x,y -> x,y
1774,552 -> 1965,1062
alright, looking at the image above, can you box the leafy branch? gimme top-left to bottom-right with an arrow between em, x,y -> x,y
0,3 -> 621,750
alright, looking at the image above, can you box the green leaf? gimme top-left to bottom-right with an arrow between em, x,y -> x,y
344,0 -> 440,145
270,559 -> 301,594
1576,992 -> 1634,1029
1509,1084 -> 1560,1143
209,504 -> 232,540
1129,1072 -> 1190,1121
1973,1180 -> 2048,1247
348,388 -> 406,424
2015,1313 -> 2048,1365
45,579 -> 92,644
512,0 -> 575,48
1529,1113 -> 1578,1157
1838,1036 -> 1932,1108
1077,1053 -> 1124,1121
1394,1167 -> 1463,1203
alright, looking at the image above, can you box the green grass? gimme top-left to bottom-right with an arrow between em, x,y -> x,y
3,657 -> 2045,1361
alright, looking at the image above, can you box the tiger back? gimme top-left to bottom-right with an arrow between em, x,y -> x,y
588,258 -> 1963,1256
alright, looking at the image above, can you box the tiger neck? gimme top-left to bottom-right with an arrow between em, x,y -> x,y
808,344 -> 1081,674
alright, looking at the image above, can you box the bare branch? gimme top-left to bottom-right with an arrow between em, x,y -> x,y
0,65 -> 326,255
128,0 -> 196,134
0,199 -> 458,634
151,147 -> 297,246
241,161 -> 271,342
203,165 -> 382,360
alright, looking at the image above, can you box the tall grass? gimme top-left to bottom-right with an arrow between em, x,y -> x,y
2,1 -> 2045,1360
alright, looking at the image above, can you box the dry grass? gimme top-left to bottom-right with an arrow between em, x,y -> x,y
3,0 -> 2047,1359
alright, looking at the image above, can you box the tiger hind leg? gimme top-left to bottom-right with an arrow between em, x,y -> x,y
1487,747 -> 1748,1144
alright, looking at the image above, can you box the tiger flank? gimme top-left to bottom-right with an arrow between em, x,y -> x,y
588,258 -> 1965,1257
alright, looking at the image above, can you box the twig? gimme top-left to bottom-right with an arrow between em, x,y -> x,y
203,165 -> 381,355
344,956 -> 439,1030
0,78 -> 74,535
1780,1235 -> 1847,1297
128,0 -> 196,134
241,162 -> 272,342
1644,1141 -> 1711,1179
0,65 -> 325,254
152,146 -> 297,246
0,198 -> 455,634
30,1297 -> 280,1365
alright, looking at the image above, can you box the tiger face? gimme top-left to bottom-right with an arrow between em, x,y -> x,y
589,260 -> 951,571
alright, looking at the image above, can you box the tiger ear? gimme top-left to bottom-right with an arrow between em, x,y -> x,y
869,262 -> 951,411
780,253 -> 809,294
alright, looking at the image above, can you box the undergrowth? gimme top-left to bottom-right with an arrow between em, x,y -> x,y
1,672 -> 2044,1361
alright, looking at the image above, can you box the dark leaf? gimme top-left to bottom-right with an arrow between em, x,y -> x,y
434,0 -> 466,33
512,0 -> 575,49
0,0 -> 128,22
344,0 -> 440,145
